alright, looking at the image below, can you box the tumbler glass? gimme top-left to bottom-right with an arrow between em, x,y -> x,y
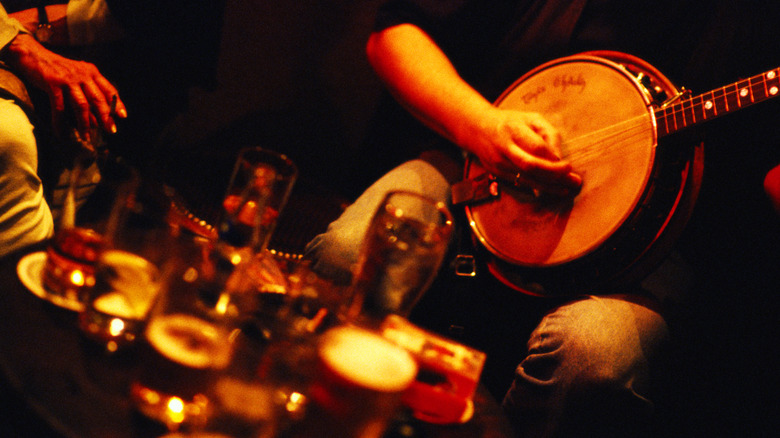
77,171 -> 174,352
211,147 -> 298,336
216,147 -> 297,264
345,190 -> 453,326
129,237 -> 239,432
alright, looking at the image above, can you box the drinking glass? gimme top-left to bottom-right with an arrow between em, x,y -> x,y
129,236 -> 238,433
210,147 -> 298,341
77,172 -> 175,352
345,190 -> 453,326
216,147 -> 298,264
276,325 -> 418,438
42,226 -> 105,311
41,153 -> 106,310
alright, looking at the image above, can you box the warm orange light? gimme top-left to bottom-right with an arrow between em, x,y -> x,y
167,396 -> 186,424
286,391 -> 306,414
69,269 -> 85,286
109,318 -> 126,337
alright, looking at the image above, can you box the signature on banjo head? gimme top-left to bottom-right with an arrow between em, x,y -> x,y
520,73 -> 588,104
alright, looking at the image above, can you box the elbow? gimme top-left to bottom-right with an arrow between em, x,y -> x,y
764,164 -> 780,215
365,25 -> 409,70
365,31 -> 383,70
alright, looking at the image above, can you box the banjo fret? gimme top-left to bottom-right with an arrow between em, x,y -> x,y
656,67 -> 780,137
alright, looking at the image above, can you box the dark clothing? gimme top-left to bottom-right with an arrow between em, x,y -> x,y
358,0 -> 726,184
364,1 -> 780,436
375,0 -> 693,97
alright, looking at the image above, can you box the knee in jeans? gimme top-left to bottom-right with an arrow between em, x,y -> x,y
545,298 -> 656,389
304,226 -> 361,285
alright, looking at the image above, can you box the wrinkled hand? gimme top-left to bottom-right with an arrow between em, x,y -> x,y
468,107 -> 581,196
4,33 -> 127,143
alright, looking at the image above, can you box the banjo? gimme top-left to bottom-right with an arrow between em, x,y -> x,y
456,51 -> 779,297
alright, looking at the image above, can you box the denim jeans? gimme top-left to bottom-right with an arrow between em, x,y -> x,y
304,151 -> 672,437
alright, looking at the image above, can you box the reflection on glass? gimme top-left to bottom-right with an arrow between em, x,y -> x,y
131,313 -> 233,431
346,191 -> 453,326
216,147 -> 297,265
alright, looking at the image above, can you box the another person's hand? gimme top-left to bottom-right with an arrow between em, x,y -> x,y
3,33 -> 126,143
467,107 -> 581,197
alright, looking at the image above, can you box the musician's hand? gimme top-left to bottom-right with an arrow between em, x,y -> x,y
469,108 -> 581,196
3,33 -> 127,143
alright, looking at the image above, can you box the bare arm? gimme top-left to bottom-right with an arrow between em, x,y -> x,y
366,24 -> 580,194
765,164 -> 780,217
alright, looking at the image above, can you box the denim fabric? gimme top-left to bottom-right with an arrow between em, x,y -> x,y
304,152 -> 672,437
502,294 -> 668,437
303,153 -> 456,286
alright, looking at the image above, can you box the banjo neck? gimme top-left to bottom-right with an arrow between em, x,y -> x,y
656,67 -> 780,137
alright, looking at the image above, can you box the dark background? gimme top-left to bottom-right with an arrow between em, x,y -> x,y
2,1 -> 779,437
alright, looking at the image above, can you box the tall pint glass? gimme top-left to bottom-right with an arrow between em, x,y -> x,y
346,190 -> 453,326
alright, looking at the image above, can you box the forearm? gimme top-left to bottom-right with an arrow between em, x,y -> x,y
366,23 -> 580,193
366,23 -> 497,155
765,164 -> 780,216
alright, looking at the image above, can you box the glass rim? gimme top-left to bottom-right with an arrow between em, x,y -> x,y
379,189 -> 454,229
235,146 -> 298,178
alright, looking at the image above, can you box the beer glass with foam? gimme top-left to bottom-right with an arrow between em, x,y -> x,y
280,325 -> 418,438
129,239 -> 239,432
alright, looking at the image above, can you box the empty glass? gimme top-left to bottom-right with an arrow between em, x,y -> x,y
210,147 -> 298,339
216,147 -> 298,264
345,190 -> 453,326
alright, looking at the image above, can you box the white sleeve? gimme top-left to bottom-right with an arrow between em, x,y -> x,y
67,0 -> 125,45
0,4 -> 29,50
